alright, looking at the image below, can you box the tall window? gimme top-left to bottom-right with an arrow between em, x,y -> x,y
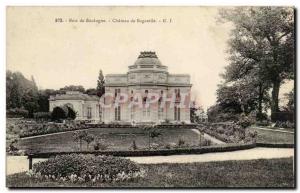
130,105 -> 135,120
158,101 -> 164,120
98,105 -> 102,122
174,105 -> 180,121
114,88 -> 121,97
115,105 -> 121,121
87,107 -> 92,119
175,89 -> 181,98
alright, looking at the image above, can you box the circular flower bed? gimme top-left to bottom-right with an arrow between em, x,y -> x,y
27,154 -> 145,183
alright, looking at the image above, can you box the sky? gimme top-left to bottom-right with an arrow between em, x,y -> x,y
6,6 -> 293,109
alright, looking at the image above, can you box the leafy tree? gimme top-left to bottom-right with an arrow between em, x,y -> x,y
66,106 -> 77,120
85,88 -> 98,95
59,85 -> 85,93
283,89 -> 294,112
96,70 -> 105,97
6,71 -> 40,117
73,130 -> 88,151
190,101 -> 206,123
219,7 -> 294,115
83,134 -> 95,150
143,125 -> 161,149
51,106 -> 68,121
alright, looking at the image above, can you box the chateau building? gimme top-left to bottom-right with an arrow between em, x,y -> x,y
49,51 -> 192,123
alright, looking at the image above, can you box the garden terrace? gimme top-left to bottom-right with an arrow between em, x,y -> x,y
18,127 -> 204,153
17,119 -> 198,138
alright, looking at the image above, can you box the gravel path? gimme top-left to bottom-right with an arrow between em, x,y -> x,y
252,126 -> 294,134
191,129 -> 225,144
128,147 -> 294,164
6,147 -> 294,175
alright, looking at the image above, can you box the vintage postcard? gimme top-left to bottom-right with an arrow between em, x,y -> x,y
6,6 -> 295,188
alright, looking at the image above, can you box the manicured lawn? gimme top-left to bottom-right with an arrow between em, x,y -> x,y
6,158 -> 294,188
19,127 -> 202,152
249,127 -> 294,144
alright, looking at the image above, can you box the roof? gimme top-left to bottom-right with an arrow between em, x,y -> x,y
134,51 -> 162,65
49,92 -> 99,101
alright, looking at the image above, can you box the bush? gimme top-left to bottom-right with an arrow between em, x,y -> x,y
256,112 -> 268,121
271,112 -> 294,122
29,154 -> 144,183
177,138 -> 185,147
238,114 -> 255,129
67,106 -> 77,120
33,112 -> 51,120
274,121 -> 294,129
93,139 -> 108,151
7,108 -> 29,118
51,106 -> 68,121
130,140 -> 138,150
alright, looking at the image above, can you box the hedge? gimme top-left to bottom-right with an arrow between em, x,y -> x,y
271,112 -> 294,122
256,143 -> 294,148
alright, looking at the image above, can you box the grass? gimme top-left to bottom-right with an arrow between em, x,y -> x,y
6,157 -> 294,188
18,127 -> 203,152
249,127 -> 294,144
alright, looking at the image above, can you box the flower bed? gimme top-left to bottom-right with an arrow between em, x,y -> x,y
27,154 -> 144,183
199,122 -> 257,143
19,121 -> 198,138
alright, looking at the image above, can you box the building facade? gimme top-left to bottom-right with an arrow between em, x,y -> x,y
49,91 -> 100,121
103,51 -> 192,123
49,51 -> 192,123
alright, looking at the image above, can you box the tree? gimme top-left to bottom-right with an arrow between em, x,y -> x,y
190,101 -> 206,123
73,130 -> 88,151
66,106 -> 77,120
85,88 -> 98,95
51,106 -> 68,121
219,7 -> 294,116
6,71 -> 40,117
283,89 -> 294,112
143,125 -> 161,149
59,85 -> 85,93
83,134 -> 95,150
96,70 -> 105,97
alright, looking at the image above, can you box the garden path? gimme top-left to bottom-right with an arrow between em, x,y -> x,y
191,129 -> 226,144
252,126 -> 294,134
128,147 -> 294,164
6,147 -> 294,175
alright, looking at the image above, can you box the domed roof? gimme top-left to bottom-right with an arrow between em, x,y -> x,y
134,51 -> 162,65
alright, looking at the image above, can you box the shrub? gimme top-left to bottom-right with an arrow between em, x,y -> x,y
51,106 -> 68,121
150,143 -> 160,150
29,154 -> 144,183
7,108 -> 29,118
33,112 -> 51,120
238,114 -> 254,129
274,121 -> 295,129
93,139 -> 108,151
256,112 -> 269,121
177,138 -> 185,147
130,140 -> 138,150
67,106 -> 77,120
271,112 -> 294,122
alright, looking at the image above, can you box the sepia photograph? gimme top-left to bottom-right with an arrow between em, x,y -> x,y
5,6 -> 295,188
